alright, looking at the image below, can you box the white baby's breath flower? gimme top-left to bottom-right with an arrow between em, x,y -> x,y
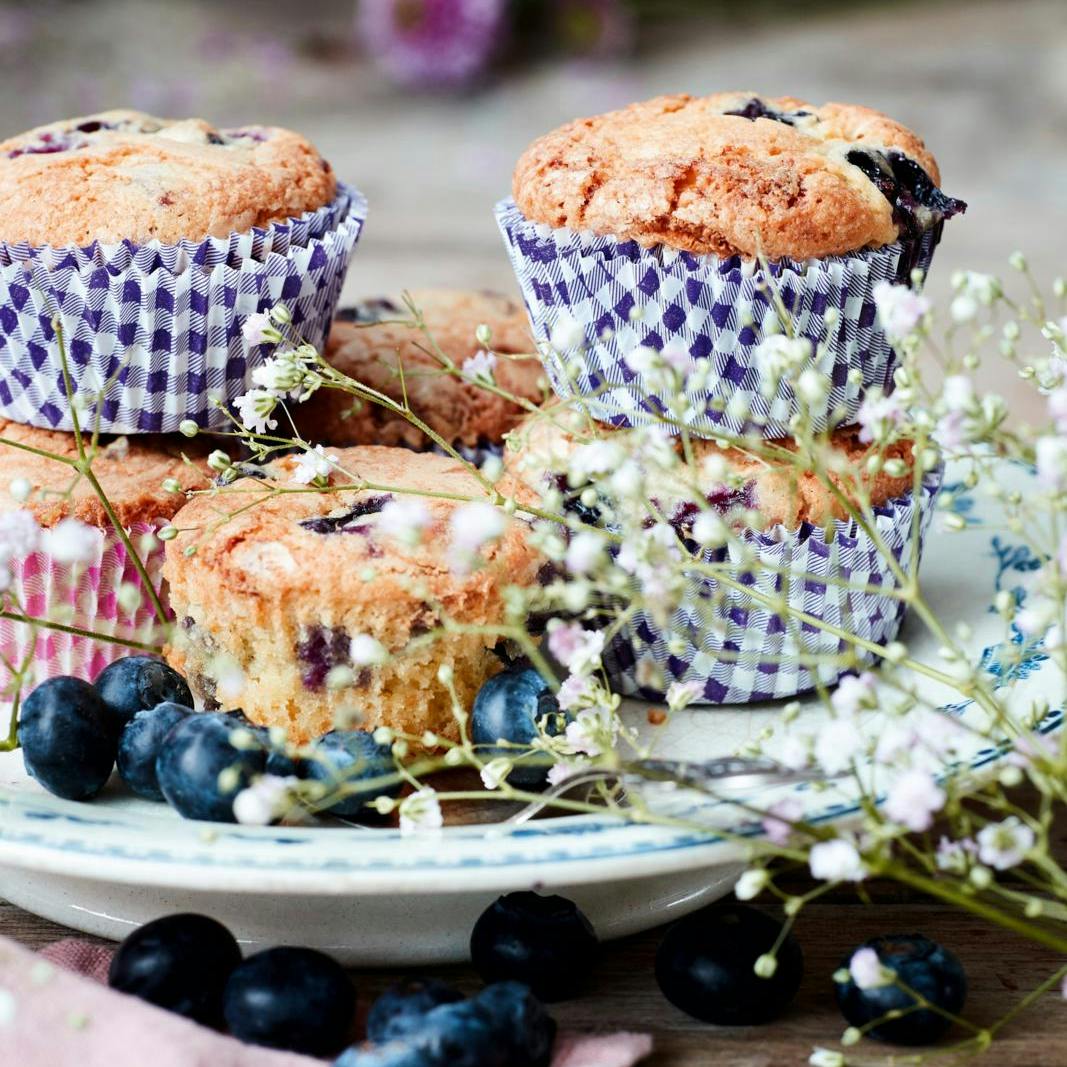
809,1049 -> 844,1067
976,817 -> 1034,871
550,314 -> 585,351
290,445 -> 338,485
809,838 -> 867,883
479,758 -> 512,791
447,501 -> 506,573
462,349 -> 497,383
0,510 -> 41,560
399,788 -> 443,836
762,795 -> 805,845
734,868 -> 769,901
241,311 -> 278,347
666,679 -> 703,711
546,621 -> 605,676
814,717 -> 865,774
848,947 -> 892,990
233,774 -> 298,825
564,530 -> 605,575
856,390 -> 904,444
41,518 -> 101,565
349,634 -> 388,667
1035,435 -> 1067,492
377,498 -> 431,546
233,389 -> 279,435
753,335 -> 812,385
884,769 -> 946,832
873,281 -> 930,340
830,671 -> 877,716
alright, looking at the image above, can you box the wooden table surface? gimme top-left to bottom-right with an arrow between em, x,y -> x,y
4,814 -> 1067,1066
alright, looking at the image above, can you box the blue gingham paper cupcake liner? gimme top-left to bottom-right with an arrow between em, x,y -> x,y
496,198 -> 941,439
0,209 -> 364,433
0,183 -> 365,272
602,469 -> 942,704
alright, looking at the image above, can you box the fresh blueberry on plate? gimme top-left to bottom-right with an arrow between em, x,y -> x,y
108,913 -> 241,1027
223,945 -> 355,1056
469,891 -> 598,1001
470,668 -> 565,788
306,729 -> 399,818
474,981 -> 556,1067
94,656 -> 193,727
117,701 -> 192,801
156,711 -> 267,822
19,676 -> 120,800
366,977 -> 464,1043
655,904 -> 804,1025
835,934 -> 966,1045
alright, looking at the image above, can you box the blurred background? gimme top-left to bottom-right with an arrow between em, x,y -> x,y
0,0 -> 1062,411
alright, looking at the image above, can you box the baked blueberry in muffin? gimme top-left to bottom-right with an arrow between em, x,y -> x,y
163,447 -> 539,744
511,91 -> 964,260
293,290 -> 544,451
0,109 -> 337,246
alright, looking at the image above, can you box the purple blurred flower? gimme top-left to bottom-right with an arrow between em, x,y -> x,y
356,0 -> 510,90
554,0 -> 634,58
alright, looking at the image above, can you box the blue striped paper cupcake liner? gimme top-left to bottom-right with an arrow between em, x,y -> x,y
602,469 -> 942,704
496,197 -> 941,440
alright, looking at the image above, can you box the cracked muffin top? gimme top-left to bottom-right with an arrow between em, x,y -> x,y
293,290 -> 544,450
0,109 -> 337,246
512,92 -> 964,261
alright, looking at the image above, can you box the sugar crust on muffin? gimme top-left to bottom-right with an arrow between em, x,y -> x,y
512,92 -> 956,260
293,289 -> 544,449
163,447 -> 539,743
0,109 -> 336,246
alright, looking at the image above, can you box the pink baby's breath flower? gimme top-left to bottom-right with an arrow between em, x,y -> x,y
856,391 -> 905,444
849,947 -> 891,990
976,817 -> 1034,870
830,671 -> 876,716
873,281 -> 930,340
546,620 -> 604,675
556,673 -> 594,712
241,311 -> 275,347
809,838 -> 867,882
762,796 -> 804,845
884,769 -> 946,832
462,349 -> 497,382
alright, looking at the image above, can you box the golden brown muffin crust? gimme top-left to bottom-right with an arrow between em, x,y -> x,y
0,109 -> 336,246
293,290 -> 544,449
0,419 -> 208,528
512,92 -> 942,260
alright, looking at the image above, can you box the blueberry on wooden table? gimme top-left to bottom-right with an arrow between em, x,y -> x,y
107,913 -> 240,1028
655,903 -> 804,1025
469,891 -> 598,1000
366,977 -> 464,1043
156,711 -> 266,822
94,655 -> 192,726
223,946 -> 355,1056
470,667 -> 565,788
19,676 -> 120,800
117,701 -> 192,801
835,933 -> 966,1045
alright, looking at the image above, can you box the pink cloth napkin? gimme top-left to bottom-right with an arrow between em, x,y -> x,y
0,937 -> 652,1067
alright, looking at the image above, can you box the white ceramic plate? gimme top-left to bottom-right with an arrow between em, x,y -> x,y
0,460 -> 1059,963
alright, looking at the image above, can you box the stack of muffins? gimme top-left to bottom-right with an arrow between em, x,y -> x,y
495,91 -> 963,703
0,109 -> 364,696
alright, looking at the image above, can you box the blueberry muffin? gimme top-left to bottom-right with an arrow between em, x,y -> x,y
0,109 -> 336,246
293,290 -> 544,451
497,91 -> 964,439
509,413 -> 917,528
507,411 -> 937,704
0,421 -> 209,695
512,91 -> 962,260
163,447 -> 539,743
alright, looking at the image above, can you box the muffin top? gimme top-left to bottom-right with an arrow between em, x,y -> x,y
293,289 -> 544,450
164,446 -> 538,616
0,420 -> 207,527
509,413 -> 915,529
0,109 -> 336,247
512,92 -> 964,260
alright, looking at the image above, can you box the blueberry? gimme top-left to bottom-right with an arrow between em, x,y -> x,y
156,712 -> 267,822
474,982 -> 556,1067
366,977 -> 464,1043
835,934 -> 966,1045
470,892 -> 598,1001
223,946 -> 355,1056
470,669 -> 565,788
338,1001 -> 503,1067
117,701 -> 192,801
655,904 -> 803,1025
95,656 -> 193,727
19,676 -> 119,800
266,747 -> 309,778
307,729 -> 400,818
108,913 -> 240,1027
